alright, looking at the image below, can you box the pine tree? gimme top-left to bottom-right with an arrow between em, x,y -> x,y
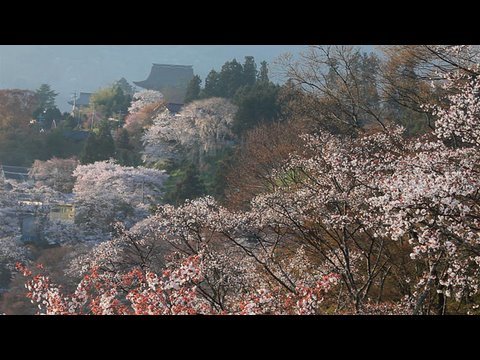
173,164 -> 205,204
79,133 -> 98,164
80,122 -> 115,164
35,84 -> 58,110
219,59 -> 244,98
184,75 -> 202,103
96,121 -> 116,159
243,56 -> 257,87
233,82 -> 280,135
114,78 -> 135,96
115,128 -> 132,150
33,84 -> 61,129
202,70 -> 221,98
258,61 -> 269,83
114,128 -> 139,166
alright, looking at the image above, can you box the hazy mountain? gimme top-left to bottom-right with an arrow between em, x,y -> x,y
0,45 -> 308,111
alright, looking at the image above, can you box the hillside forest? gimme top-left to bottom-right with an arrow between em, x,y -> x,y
1,45 -> 480,315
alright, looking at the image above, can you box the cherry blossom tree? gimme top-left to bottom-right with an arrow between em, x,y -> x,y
0,181 -> 41,286
124,90 -> 165,142
29,157 -> 78,193
142,98 -> 237,166
368,139 -> 480,314
429,66 -> 480,148
58,195 -> 341,314
13,45 -> 480,315
17,245 -> 338,315
366,60 -> 480,314
127,90 -> 164,115
72,160 -> 168,232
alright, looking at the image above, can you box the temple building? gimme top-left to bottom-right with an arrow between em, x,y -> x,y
68,92 -> 92,111
134,64 -> 194,106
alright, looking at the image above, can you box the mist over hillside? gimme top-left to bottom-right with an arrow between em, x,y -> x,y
0,45 -> 308,111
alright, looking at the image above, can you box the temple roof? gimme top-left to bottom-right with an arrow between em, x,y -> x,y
134,64 -> 194,104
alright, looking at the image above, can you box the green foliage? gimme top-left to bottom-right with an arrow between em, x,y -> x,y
32,84 -> 62,131
43,129 -> 85,159
114,128 -> 141,166
59,113 -> 77,130
0,129 -> 46,166
196,57 -> 281,137
90,85 -> 131,119
161,146 -> 235,205
32,107 -> 62,130
258,61 -> 269,83
163,162 -> 206,205
200,146 -> 235,199
0,127 -> 87,167
393,110 -> 431,136
201,57 -> 260,99
184,75 -> 202,104
233,82 -> 281,135
0,117 -> 86,166
35,84 -> 58,110
218,58 -> 245,98
79,134 -> 98,164
243,56 -> 257,87
79,121 -> 115,164
114,78 -> 135,96
115,128 -> 132,150
202,70 -> 222,98
44,130 -> 67,157
155,56 -> 281,203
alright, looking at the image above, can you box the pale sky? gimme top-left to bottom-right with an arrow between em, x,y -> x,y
0,45 -> 374,111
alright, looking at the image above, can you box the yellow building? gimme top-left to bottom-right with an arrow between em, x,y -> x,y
49,203 -> 75,223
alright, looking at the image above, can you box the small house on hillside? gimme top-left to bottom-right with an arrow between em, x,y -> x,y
0,165 -> 30,182
68,92 -> 92,110
49,203 -> 75,224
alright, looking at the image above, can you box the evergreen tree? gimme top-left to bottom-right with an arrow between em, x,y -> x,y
96,121 -> 116,159
90,85 -> 131,119
35,84 -> 58,110
177,164 -> 205,202
114,78 -> 135,96
33,84 -> 61,129
258,61 -> 269,83
114,128 -> 139,166
184,75 -> 202,103
42,128 -> 85,160
44,129 -> 69,158
115,128 -> 132,150
233,82 -> 280,135
219,59 -> 244,98
80,122 -> 115,164
79,133 -> 99,164
243,56 -> 257,87
164,163 -> 206,205
202,70 -> 221,98
60,113 -> 77,130
32,107 -> 62,130
111,85 -> 129,117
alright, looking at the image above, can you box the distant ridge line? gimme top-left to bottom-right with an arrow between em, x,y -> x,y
151,64 -> 193,68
